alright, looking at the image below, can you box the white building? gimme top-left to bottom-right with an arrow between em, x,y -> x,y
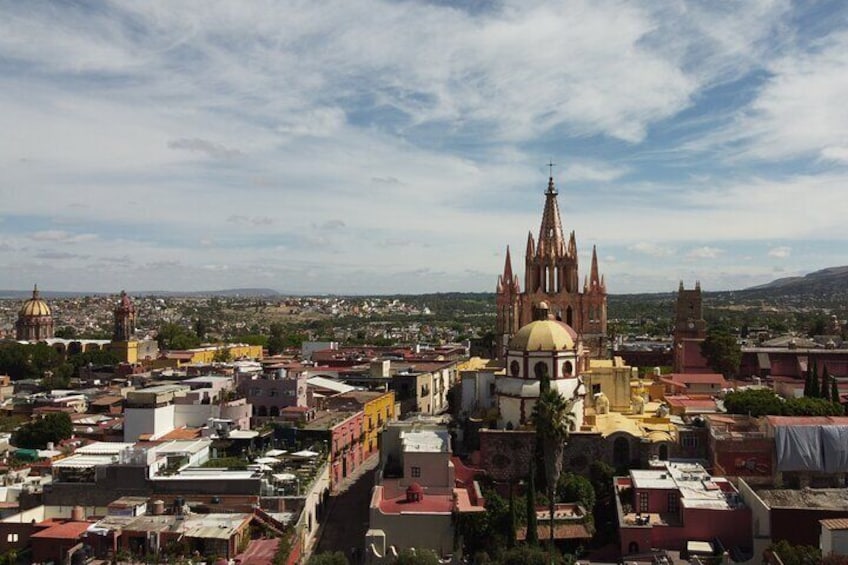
495,302 -> 586,430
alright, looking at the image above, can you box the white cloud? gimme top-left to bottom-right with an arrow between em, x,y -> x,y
628,242 -> 675,257
29,231 -> 98,244
168,138 -> 243,159
692,31 -> 848,161
0,1 -> 843,293
768,246 -> 791,258
686,246 -> 723,259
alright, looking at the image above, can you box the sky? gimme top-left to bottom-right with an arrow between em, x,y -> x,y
2,0 -> 848,295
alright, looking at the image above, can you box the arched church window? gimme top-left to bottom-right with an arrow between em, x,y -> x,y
563,361 -> 573,376
534,362 -> 548,381
566,306 -> 573,326
510,360 -> 520,377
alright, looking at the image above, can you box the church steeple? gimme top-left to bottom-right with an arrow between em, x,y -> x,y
497,246 -> 520,294
503,245 -> 514,282
537,176 -> 566,260
590,245 -> 600,289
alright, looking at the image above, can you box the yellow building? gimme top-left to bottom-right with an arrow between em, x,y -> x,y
582,356 -> 638,414
362,390 -> 396,457
152,344 -> 264,367
324,390 -> 396,458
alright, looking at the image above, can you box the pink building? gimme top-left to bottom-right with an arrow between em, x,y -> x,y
616,461 -> 751,557
237,365 -> 308,424
301,410 -> 365,492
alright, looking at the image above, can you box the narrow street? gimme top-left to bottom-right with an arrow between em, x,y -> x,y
313,457 -> 379,564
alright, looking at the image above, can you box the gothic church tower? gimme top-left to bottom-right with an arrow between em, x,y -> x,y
496,174 -> 607,357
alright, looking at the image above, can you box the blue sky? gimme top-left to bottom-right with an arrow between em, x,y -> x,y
1,0 -> 847,294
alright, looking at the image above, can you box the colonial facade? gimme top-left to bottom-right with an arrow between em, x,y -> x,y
496,175 -> 607,358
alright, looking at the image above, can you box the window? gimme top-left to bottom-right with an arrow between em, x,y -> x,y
534,362 -> 548,380
667,492 -> 679,514
6,533 -> 17,543
638,492 -> 649,513
592,383 -> 602,395
411,466 -> 421,478
682,434 -> 699,449
510,360 -> 520,377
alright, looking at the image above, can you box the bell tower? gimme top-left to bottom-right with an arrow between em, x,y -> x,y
495,169 -> 608,358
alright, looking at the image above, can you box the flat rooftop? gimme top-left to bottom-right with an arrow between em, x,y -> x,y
756,487 -> 848,509
401,430 -> 449,453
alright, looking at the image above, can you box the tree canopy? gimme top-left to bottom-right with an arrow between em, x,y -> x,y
157,322 -> 201,350
700,328 -> 742,378
11,413 -> 73,449
724,388 -> 843,417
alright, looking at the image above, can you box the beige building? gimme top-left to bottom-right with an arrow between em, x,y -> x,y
366,423 -> 484,562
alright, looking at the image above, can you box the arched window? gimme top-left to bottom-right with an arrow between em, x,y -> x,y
510,360 -> 520,377
566,306 -> 573,326
534,362 -> 548,380
270,406 -> 280,418
563,361 -> 573,376
628,542 -> 639,554
257,406 -> 268,417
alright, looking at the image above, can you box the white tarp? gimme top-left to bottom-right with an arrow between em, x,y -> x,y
775,425 -> 822,472
822,425 -> 848,473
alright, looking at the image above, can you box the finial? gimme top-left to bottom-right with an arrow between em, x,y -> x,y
33,284 -> 39,299
547,159 -> 556,179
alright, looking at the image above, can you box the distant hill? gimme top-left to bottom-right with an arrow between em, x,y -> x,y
0,288 -> 281,299
740,266 -> 848,299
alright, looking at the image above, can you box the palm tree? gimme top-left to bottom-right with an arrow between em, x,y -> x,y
531,387 -> 575,547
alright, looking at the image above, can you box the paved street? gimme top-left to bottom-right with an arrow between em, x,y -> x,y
313,456 -> 379,564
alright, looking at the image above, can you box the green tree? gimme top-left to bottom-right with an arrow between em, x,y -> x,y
831,378 -> 841,409
54,326 -> 77,339
784,396 -> 844,417
213,346 -> 232,363
194,318 -> 207,340
497,545 -> 566,565
157,323 -> 201,350
308,551 -> 349,565
69,348 -> 121,371
526,460 -> 539,546
821,366 -> 831,401
810,359 -> 820,398
700,329 -> 741,378
393,548 -> 441,565
0,343 -> 63,380
588,461 -> 615,501
267,323 -> 287,355
557,473 -> 596,513
724,389 -> 785,417
11,413 -> 73,449
769,540 -> 821,565
803,368 -> 813,398
531,388 -> 575,546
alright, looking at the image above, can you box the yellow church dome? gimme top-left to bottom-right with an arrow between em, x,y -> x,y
19,285 -> 51,317
509,319 -> 578,352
